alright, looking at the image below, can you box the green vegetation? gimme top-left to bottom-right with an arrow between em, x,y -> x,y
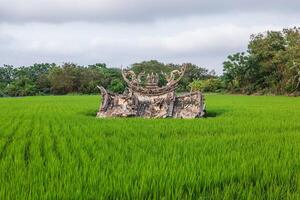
189,78 -> 223,93
0,61 -> 214,97
223,27 -> 300,95
0,63 -> 125,96
0,95 -> 300,199
130,60 -> 215,90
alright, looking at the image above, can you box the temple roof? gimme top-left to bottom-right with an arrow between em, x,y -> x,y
121,65 -> 186,96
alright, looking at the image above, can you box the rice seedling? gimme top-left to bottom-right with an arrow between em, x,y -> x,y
0,94 -> 299,199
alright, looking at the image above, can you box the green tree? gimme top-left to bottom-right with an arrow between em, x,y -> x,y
223,52 -> 259,93
130,60 -> 214,91
178,63 -> 216,92
5,77 -> 37,96
189,78 -> 223,93
223,27 -> 300,95
108,79 -> 125,93
48,64 -> 80,94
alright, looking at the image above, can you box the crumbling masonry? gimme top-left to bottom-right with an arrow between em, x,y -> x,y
97,64 -> 205,118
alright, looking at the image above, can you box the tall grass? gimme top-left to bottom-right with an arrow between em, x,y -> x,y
0,94 -> 300,199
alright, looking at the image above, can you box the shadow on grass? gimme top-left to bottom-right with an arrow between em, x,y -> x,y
205,109 -> 227,118
81,109 -> 98,118
81,109 -> 226,119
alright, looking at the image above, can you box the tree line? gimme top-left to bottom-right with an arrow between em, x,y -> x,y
222,27 -> 300,95
1,27 -> 299,97
0,63 -> 124,97
0,60 -> 215,97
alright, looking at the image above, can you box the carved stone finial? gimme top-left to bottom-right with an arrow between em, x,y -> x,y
97,64 -> 205,118
121,65 -> 186,96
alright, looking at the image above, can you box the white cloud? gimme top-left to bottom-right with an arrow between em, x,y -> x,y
0,1 -> 299,74
0,0 -> 300,23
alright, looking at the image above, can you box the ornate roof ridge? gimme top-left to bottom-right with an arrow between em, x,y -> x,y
121,64 -> 186,96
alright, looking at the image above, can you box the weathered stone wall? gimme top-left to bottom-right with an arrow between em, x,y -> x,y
97,87 -> 205,118
96,65 -> 206,118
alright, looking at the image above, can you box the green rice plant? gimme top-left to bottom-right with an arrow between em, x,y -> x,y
0,94 -> 300,199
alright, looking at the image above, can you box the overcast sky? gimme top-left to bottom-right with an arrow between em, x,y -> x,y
0,0 -> 300,73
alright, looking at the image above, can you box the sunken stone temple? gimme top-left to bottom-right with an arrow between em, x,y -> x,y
96,64 -> 206,118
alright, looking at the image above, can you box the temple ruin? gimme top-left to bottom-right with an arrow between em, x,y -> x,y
96,64 -> 206,118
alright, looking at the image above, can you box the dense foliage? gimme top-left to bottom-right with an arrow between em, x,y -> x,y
0,60 -> 214,97
1,95 -> 300,199
130,60 -> 216,91
0,63 -> 124,96
189,78 -> 223,93
223,27 -> 300,95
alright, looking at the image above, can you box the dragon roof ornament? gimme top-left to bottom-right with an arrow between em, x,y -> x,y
121,64 -> 186,96
96,64 -> 205,118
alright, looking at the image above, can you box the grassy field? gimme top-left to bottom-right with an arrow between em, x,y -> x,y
0,94 -> 300,199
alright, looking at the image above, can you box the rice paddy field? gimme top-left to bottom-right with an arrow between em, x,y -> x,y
0,94 -> 300,199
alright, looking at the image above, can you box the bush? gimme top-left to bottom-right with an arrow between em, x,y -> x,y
5,80 -> 38,97
108,79 -> 125,93
189,78 -> 223,93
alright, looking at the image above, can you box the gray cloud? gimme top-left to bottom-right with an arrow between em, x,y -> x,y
0,0 -> 300,23
0,1 -> 300,74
